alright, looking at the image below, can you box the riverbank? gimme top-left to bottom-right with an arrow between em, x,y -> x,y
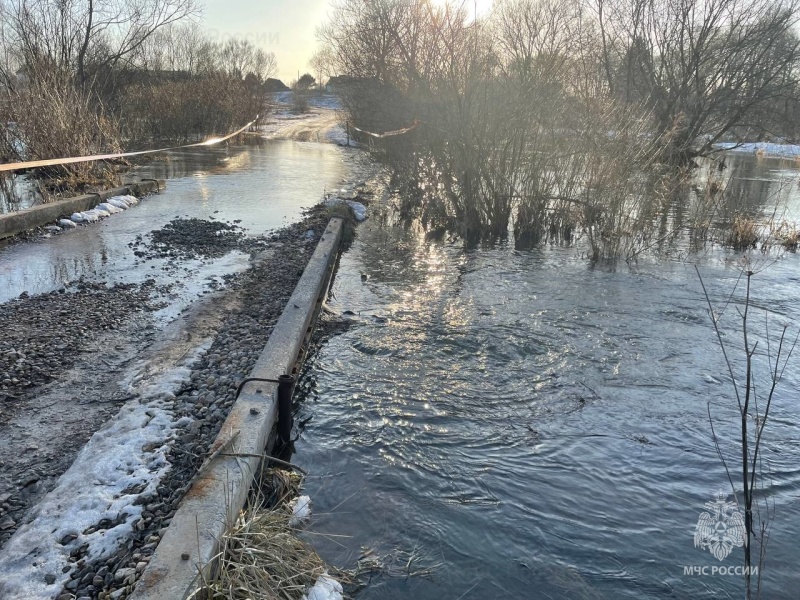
0,167 -> 385,600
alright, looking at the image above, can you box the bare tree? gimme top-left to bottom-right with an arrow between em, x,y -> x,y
590,0 -> 800,162
698,265 -> 798,598
217,38 -> 277,83
1,0 -> 197,89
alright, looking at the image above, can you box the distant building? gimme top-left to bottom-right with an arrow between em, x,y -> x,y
325,75 -> 381,94
325,75 -> 366,93
264,78 -> 290,92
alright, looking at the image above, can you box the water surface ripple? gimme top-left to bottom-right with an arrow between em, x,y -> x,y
295,202 -> 800,599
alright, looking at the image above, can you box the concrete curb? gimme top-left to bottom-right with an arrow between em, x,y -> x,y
130,217 -> 344,600
0,180 -> 165,240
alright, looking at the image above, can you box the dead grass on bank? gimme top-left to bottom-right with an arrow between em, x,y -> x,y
198,468 -> 351,600
197,458 -> 441,600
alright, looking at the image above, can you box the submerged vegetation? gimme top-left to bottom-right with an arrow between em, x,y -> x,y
203,464 -> 442,600
317,0 -> 800,259
697,266 -> 799,599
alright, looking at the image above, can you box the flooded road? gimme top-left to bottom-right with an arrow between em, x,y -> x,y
0,131 -> 359,559
293,155 -> 800,599
0,140 -> 349,307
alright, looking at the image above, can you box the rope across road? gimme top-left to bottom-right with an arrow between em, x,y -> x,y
350,119 -> 419,138
0,115 -> 422,173
0,116 -> 259,173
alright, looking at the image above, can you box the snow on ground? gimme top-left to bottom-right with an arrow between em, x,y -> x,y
325,194 -> 368,221
69,195 -> 139,225
0,340 -> 211,600
325,123 -> 353,147
270,91 -> 343,112
289,495 -> 312,527
307,94 -> 343,111
716,141 -> 800,159
302,572 -> 343,600
261,92 -> 356,147
346,201 -> 367,221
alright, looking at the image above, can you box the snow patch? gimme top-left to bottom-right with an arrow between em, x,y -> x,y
289,495 -> 312,527
121,339 -> 211,400
325,195 -> 368,222
717,141 -> 800,158
87,208 -> 110,219
325,124 -> 354,147
302,573 -> 343,600
107,198 -> 129,210
67,195 -> 139,225
96,202 -> 122,214
109,194 -> 139,207
347,201 -> 367,221
0,339 -> 211,600
58,219 -> 77,229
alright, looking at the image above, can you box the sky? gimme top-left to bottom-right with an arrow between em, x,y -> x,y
200,0 -> 495,84
201,0 -> 331,83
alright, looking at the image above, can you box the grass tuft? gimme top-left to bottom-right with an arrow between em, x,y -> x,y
724,214 -> 760,250
199,468 -> 347,600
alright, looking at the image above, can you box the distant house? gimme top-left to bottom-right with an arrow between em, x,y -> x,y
325,75 -> 363,93
325,75 -> 380,94
264,78 -> 290,92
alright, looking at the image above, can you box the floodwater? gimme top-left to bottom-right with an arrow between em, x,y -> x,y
0,141 -> 348,307
3,141 -> 799,598
293,154 -> 800,599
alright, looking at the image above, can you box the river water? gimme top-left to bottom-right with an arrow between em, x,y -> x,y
2,140 -> 798,598
293,154 -> 800,599
0,141 -> 348,307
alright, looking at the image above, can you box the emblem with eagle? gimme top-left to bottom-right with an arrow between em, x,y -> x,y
694,491 -> 747,561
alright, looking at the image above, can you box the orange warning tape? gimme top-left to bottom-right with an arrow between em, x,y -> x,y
0,116 -> 258,173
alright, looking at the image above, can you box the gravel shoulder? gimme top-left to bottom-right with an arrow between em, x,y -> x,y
53,209 -> 336,600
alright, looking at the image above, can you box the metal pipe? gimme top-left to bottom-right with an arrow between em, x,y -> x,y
277,374 -> 296,445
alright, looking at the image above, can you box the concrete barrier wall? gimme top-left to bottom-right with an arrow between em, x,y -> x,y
131,218 -> 344,600
0,180 -> 165,240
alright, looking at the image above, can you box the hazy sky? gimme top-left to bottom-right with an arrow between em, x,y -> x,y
200,1 -> 495,83
201,0 -> 331,83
